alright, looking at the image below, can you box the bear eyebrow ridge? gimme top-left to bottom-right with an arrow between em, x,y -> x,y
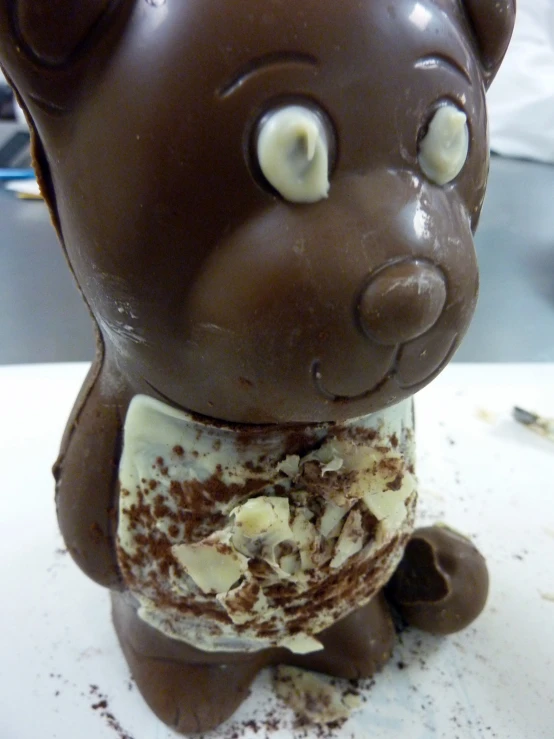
414,54 -> 472,86
217,51 -> 319,99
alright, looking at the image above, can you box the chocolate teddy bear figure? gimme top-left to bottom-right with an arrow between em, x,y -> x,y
0,0 -> 514,733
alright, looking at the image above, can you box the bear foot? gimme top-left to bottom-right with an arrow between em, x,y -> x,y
111,591 -> 269,734
386,525 -> 489,634
287,591 -> 396,679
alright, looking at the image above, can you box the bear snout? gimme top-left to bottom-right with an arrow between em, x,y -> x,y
127,172 -> 477,423
357,260 -> 447,346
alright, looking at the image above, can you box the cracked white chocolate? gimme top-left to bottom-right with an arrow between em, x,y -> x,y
274,666 -> 360,725
116,395 -> 416,653
330,508 -> 365,569
231,496 -> 293,554
257,105 -> 330,203
419,104 -> 469,185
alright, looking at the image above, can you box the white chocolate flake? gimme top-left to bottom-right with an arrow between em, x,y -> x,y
279,635 -> 324,655
320,455 -> 344,474
303,443 -> 344,472
231,496 -> 293,552
363,470 -> 415,533
172,536 -> 248,595
318,499 -> 352,538
276,454 -> 301,477
330,508 -> 365,569
279,552 -> 301,576
291,509 -> 320,571
274,666 -> 359,722
216,575 -> 269,625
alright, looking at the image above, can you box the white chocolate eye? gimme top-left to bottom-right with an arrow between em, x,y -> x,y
418,105 -> 469,185
256,105 -> 330,203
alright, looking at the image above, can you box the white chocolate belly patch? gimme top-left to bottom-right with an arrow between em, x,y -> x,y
116,396 -> 416,653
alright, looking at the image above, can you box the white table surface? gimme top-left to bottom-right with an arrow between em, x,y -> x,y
1,362 -> 553,739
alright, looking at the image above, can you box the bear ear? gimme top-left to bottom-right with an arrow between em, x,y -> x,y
14,0 -> 113,67
461,0 -> 516,88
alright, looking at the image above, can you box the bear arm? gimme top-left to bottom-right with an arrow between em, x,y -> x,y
54,357 -> 124,591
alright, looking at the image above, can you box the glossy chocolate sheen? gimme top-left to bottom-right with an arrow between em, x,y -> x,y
0,0 -> 514,734
0,0 -> 515,427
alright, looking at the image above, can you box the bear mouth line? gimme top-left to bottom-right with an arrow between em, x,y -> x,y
142,335 -> 458,419
312,333 -> 459,402
311,355 -> 397,403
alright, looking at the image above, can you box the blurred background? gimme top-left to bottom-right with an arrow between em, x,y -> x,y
0,0 -> 553,365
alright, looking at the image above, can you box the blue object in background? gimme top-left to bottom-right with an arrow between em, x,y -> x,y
0,167 -> 34,180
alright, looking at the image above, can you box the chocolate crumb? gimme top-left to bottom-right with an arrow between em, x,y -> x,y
89,685 -> 135,739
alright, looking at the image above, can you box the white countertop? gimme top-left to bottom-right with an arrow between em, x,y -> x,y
1,363 -> 553,739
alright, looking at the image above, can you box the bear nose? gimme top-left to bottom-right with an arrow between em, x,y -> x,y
357,260 -> 447,346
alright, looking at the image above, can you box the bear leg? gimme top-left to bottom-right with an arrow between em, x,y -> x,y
111,591 -> 270,734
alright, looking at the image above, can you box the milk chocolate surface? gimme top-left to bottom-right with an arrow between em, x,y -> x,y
0,0 -> 514,734
387,526 -> 490,634
0,0 -> 504,425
